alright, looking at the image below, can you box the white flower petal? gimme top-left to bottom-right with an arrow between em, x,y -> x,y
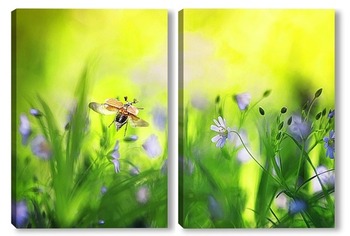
211,125 -> 220,132
218,116 -> 226,128
213,118 -> 220,127
216,137 -> 226,148
211,134 -> 222,143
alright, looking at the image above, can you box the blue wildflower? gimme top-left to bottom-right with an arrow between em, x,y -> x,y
289,199 -> 307,215
98,219 -> 105,225
30,108 -> 42,117
328,109 -> 335,119
142,134 -> 162,158
288,114 -> 311,140
111,140 -> 120,159
31,135 -> 52,160
323,130 -> 335,159
211,116 -> 232,148
111,140 -> 120,173
234,92 -> 251,110
12,200 -> 29,228
111,159 -> 120,173
152,106 -> 167,131
19,114 -> 31,145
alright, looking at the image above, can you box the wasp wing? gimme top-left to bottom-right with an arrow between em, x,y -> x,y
89,102 -> 118,115
128,114 -> 149,127
126,105 -> 139,116
105,98 -> 124,109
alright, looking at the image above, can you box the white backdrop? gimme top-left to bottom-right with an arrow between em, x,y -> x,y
1,1 -> 348,236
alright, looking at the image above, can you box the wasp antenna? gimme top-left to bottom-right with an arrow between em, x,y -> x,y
124,96 -> 128,102
133,98 -> 138,104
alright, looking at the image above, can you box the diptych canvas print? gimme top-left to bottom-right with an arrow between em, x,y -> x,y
12,8 -> 335,229
12,9 -> 168,228
179,9 -> 335,228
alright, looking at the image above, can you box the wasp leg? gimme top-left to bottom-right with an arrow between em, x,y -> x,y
108,119 -> 114,128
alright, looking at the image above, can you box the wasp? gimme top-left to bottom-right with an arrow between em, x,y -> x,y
89,96 -> 149,135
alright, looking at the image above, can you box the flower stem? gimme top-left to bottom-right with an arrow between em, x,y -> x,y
294,140 -> 305,190
305,97 -> 316,122
230,130 -> 282,186
284,132 -> 334,210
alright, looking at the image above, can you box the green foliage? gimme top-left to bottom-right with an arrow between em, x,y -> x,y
13,68 -> 167,228
179,88 -> 335,228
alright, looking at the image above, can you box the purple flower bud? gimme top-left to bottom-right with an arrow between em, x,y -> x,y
234,92 -> 251,110
12,200 -> 29,228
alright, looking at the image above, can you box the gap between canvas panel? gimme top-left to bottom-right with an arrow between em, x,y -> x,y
178,9 -> 335,228
12,9 -> 168,228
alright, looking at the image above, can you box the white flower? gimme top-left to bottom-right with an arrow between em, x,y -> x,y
234,92 -> 251,110
211,116 -> 231,148
142,134 -> 162,158
275,192 -> 288,209
136,186 -> 150,204
312,165 -> 335,193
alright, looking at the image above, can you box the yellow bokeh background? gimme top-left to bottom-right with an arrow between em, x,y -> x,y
183,9 -> 334,110
14,9 -> 167,121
